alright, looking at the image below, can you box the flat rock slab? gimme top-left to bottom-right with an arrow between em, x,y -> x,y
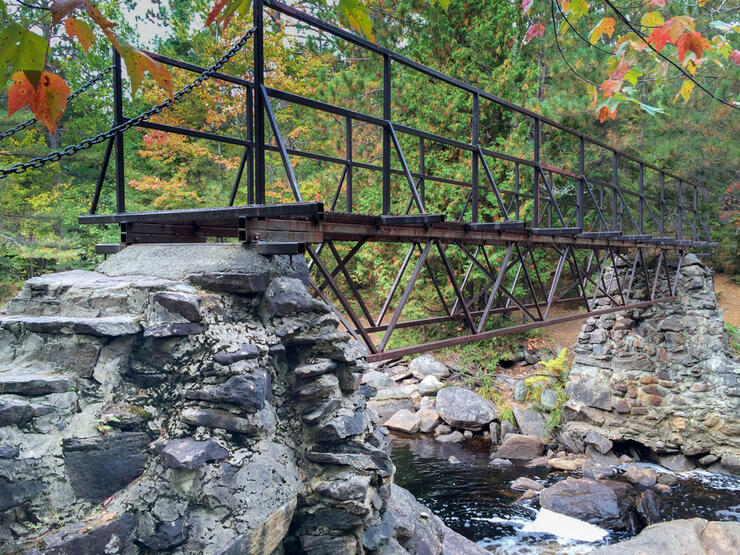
0,399 -> 54,426
214,344 -> 260,366
62,433 -> 150,501
0,315 -> 140,336
27,512 -> 136,554
160,438 -> 229,470
385,409 -> 421,434
0,374 -> 75,396
97,244 -> 308,282
512,406 -> 546,438
152,291 -> 202,321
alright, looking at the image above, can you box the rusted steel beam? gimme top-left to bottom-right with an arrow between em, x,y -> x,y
365,297 -> 675,362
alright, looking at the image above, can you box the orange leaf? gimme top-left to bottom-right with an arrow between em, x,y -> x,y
597,106 -> 617,123
647,25 -> 672,52
523,23 -> 546,45
7,71 -> 70,134
65,17 -> 95,52
104,30 -> 173,97
600,79 -> 621,97
7,72 -> 36,116
676,31 -> 711,62
85,0 -> 116,29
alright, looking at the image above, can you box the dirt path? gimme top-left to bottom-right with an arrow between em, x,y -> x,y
714,273 -> 740,328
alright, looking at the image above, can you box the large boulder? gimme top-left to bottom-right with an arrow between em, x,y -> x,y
409,354 -> 450,380
490,434 -> 544,462
512,406 -> 546,438
539,477 -> 638,531
591,518 -> 740,554
436,386 -> 498,431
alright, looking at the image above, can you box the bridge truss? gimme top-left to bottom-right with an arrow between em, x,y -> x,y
73,0 -> 715,361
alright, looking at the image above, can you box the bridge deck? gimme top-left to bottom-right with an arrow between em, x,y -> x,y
78,204 -> 716,252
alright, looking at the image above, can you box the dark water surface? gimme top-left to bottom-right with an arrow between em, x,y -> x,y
390,434 -> 740,554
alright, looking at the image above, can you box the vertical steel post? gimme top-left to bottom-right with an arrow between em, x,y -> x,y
382,54 -> 391,214
113,49 -> 125,213
677,180 -> 684,240
612,151 -> 618,231
419,136 -> 425,206
577,137 -> 585,231
514,162 -> 520,221
638,163 -> 644,234
533,117 -> 540,228
247,86 -> 254,204
253,0 -> 265,204
659,172 -> 665,237
471,93 -> 479,222
346,116 -> 353,212
692,186 -> 697,241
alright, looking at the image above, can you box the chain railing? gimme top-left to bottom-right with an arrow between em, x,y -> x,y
0,27 -> 256,183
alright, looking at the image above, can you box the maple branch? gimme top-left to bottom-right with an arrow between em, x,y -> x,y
15,1 -> 50,10
550,0 -> 598,87
603,0 -> 740,112
553,0 -> 613,56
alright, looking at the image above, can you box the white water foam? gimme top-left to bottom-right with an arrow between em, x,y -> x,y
474,508 -> 608,543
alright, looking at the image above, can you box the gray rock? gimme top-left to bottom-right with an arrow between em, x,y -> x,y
213,343 -> 260,365
585,445 -> 619,466
436,431 -> 465,443
152,291 -> 202,321
514,380 -> 528,402
296,373 -> 340,401
0,444 -> 19,458
368,398 -> 415,423
501,420 -> 515,436
143,322 -> 206,337
300,535 -> 358,554
557,429 -> 584,454
584,430 -> 614,455
62,433 -> 150,501
590,518 -> 740,555
361,370 -> 395,389
540,477 -> 638,531
582,460 -> 616,480
0,478 -> 43,512
419,409 -> 441,434
181,406 -> 275,435
29,512 -> 136,553
0,374 -> 75,396
436,386 -> 498,431
295,359 -> 337,379
623,465 -> 658,487
658,453 -> 695,472
540,388 -> 559,411
189,272 -> 268,295
418,375 -> 444,396
409,354 -> 450,380
511,476 -> 544,492
385,409 -> 421,434
315,475 -> 371,502
262,277 -> 329,318
160,438 -> 229,470
512,406 -> 546,438
0,315 -> 141,336
185,370 -> 270,413
490,458 -> 513,466
318,410 -> 368,442
565,368 -> 612,410
720,453 -> 740,474
0,399 -> 54,425
491,435 -> 544,461
137,518 -> 188,551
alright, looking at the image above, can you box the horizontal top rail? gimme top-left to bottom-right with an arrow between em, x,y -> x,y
266,0 -> 701,190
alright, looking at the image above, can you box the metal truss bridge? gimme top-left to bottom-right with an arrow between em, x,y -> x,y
75,0 -> 715,361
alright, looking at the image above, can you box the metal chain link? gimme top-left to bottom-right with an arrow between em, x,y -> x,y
0,27 -> 256,178
0,65 -> 114,142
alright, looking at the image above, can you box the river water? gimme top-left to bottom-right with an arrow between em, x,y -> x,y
390,435 -> 740,554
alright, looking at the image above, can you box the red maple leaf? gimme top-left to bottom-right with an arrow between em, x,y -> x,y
598,106 -> 617,123
676,31 -> 711,62
647,25 -> 672,52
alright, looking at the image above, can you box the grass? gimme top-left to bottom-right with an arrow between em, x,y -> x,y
726,322 -> 740,355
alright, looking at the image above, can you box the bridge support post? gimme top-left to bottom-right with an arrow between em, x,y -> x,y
253,0 -> 266,205
113,49 -> 125,214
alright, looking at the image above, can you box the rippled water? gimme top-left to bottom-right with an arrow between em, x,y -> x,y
390,435 -> 740,554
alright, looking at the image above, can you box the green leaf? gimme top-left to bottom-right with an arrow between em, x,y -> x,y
638,103 -> 665,116
339,0 -> 374,40
624,68 -> 642,86
569,0 -> 589,23
435,0 -> 450,9
0,23 -> 48,90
